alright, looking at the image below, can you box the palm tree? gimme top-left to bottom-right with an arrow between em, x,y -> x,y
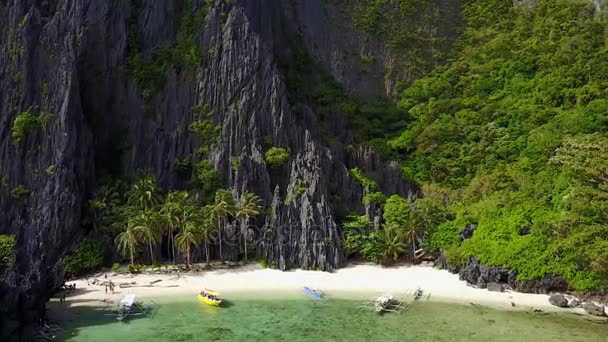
132,210 -> 160,264
401,210 -> 425,262
175,222 -> 200,269
210,190 -> 235,262
381,223 -> 407,262
235,192 -> 262,261
127,171 -> 160,211
200,205 -> 216,264
115,223 -> 140,266
160,191 -> 189,263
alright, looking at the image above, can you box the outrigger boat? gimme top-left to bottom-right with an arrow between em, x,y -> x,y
357,288 -> 428,315
303,286 -> 324,300
105,294 -> 155,321
197,289 -> 222,306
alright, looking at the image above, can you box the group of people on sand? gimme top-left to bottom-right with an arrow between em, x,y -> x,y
57,283 -> 77,303
104,274 -> 116,294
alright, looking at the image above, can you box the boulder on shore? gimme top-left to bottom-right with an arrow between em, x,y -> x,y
563,294 -> 580,308
487,282 -> 504,292
548,294 -> 569,308
582,303 -> 606,317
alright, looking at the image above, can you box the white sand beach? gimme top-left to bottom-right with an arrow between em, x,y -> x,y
58,263 -> 587,314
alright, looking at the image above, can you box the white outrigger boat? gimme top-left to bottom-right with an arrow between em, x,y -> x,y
106,294 -> 156,321
357,287 -> 428,314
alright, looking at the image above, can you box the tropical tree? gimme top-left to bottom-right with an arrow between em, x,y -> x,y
235,192 -> 262,261
401,210 -> 424,262
160,191 -> 190,263
200,205 -> 217,264
86,181 -> 125,236
380,223 -> 407,262
132,209 -> 161,264
127,171 -> 160,210
210,190 -> 235,262
175,221 -> 201,269
115,223 -> 140,266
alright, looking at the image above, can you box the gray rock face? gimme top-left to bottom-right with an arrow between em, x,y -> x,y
487,282 -> 505,292
459,223 -> 477,241
452,256 -> 569,294
549,294 -> 569,308
0,0 -> 445,338
582,302 -> 606,316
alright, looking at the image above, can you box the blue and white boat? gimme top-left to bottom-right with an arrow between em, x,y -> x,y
303,286 -> 323,300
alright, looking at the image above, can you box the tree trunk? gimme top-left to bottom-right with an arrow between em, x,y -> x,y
217,214 -> 223,262
243,217 -> 248,262
148,239 -> 154,264
130,245 -> 134,266
186,245 -> 190,269
411,235 -> 416,262
171,228 -> 176,264
205,239 -> 210,264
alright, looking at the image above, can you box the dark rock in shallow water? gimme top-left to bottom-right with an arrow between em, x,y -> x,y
548,294 -> 569,308
582,303 -> 606,316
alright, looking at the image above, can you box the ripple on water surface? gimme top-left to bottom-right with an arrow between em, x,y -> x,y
55,293 -> 608,342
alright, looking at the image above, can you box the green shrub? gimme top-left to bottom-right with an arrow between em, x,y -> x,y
230,157 -> 240,171
262,135 -> 274,149
127,263 -> 145,274
0,235 -> 16,273
11,108 -> 54,144
111,263 -> 121,273
363,192 -> 386,205
64,239 -> 104,275
196,160 -> 223,199
295,184 -> 307,194
189,120 -> 221,143
444,245 -> 466,268
11,110 -> 39,144
45,164 -> 57,175
174,157 -> 192,177
10,185 -> 30,200
349,168 -> 378,192
264,147 -> 289,167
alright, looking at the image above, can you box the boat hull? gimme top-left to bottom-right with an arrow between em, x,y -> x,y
303,286 -> 322,300
198,294 -> 222,306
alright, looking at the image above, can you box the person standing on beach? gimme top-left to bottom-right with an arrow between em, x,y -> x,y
105,284 -> 108,294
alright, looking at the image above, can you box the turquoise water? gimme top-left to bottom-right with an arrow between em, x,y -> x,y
56,294 -> 608,342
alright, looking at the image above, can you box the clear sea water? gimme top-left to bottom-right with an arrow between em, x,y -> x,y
55,293 -> 608,342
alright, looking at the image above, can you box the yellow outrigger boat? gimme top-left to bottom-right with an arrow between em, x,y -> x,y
197,289 -> 222,306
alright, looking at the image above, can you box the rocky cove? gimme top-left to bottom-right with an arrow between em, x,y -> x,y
1,0 -> 608,341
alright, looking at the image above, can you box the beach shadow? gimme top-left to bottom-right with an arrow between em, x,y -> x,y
46,301 -> 155,341
220,300 -> 235,308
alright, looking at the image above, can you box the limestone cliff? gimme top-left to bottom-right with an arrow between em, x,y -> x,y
0,1 -> 463,340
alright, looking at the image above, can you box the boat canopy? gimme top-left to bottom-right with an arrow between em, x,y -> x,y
202,289 -> 221,297
120,294 -> 136,307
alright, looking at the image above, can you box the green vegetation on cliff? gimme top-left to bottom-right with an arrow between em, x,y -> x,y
388,0 -> 608,290
0,235 -> 16,273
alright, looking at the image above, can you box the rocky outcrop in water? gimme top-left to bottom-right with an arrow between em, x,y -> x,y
582,303 -> 606,316
548,294 -> 569,308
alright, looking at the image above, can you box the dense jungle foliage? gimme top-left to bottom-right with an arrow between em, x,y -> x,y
383,0 -> 608,291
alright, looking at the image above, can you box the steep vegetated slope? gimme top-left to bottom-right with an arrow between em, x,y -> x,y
391,0 -> 608,292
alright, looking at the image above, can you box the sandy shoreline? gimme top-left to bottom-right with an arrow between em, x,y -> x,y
52,263 -> 589,315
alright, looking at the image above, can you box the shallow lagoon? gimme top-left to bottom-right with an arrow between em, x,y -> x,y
56,293 -> 608,342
